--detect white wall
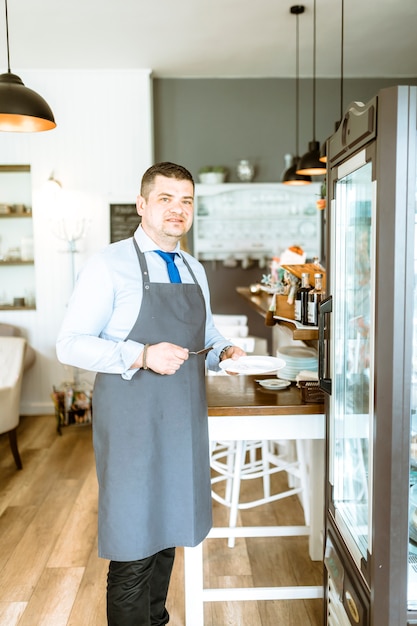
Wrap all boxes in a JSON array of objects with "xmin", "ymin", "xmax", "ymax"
[{"xmin": 0, "ymin": 69, "xmax": 154, "ymax": 414}]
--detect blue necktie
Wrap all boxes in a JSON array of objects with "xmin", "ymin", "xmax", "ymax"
[{"xmin": 154, "ymin": 250, "xmax": 182, "ymax": 283}]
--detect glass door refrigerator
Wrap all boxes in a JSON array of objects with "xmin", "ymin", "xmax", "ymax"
[{"xmin": 319, "ymin": 85, "xmax": 417, "ymax": 625}]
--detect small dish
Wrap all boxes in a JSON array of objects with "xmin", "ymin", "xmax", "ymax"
[{"xmin": 256, "ymin": 379, "xmax": 291, "ymax": 390}]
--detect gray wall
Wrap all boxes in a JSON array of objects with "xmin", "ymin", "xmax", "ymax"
[
  {"xmin": 153, "ymin": 77, "xmax": 417, "ymax": 182},
  {"xmin": 153, "ymin": 77, "xmax": 417, "ymax": 349}
]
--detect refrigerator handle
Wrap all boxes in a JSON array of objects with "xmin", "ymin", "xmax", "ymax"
[{"xmin": 319, "ymin": 295, "xmax": 332, "ymax": 395}]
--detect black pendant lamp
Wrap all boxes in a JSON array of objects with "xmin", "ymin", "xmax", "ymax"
[
  {"xmin": 282, "ymin": 5, "xmax": 311, "ymax": 186},
  {"xmin": 0, "ymin": 0, "xmax": 56, "ymax": 132},
  {"xmin": 296, "ymin": 0, "xmax": 326, "ymax": 176},
  {"xmin": 320, "ymin": 0, "xmax": 344, "ymax": 163}
]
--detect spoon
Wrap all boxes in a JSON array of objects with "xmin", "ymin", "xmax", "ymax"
[{"xmin": 189, "ymin": 346, "xmax": 214, "ymax": 356}]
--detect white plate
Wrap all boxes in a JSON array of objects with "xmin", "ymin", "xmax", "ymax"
[
  {"xmin": 277, "ymin": 346, "xmax": 317, "ymax": 359},
  {"xmin": 277, "ymin": 369, "xmax": 317, "ymax": 382},
  {"xmin": 219, "ymin": 356, "xmax": 286, "ymax": 375},
  {"xmin": 257, "ymin": 379, "xmax": 291, "ymax": 390},
  {"xmin": 277, "ymin": 372, "xmax": 299, "ymax": 382}
]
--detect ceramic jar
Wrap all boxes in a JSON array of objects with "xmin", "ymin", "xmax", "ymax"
[{"xmin": 236, "ymin": 159, "xmax": 255, "ymax": 182}]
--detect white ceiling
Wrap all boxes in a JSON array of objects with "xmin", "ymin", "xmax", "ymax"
[{"xmin": 3, "ymin": 0, "xmax": 417, "ymax": 79}]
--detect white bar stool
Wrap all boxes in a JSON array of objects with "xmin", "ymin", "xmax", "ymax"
[{"xmin": 210, "ymin": 438, "xmax": 310, "ymax": 547}]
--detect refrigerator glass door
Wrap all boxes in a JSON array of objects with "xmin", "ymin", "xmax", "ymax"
[
  {"xmin": 330, "ymin": 151, "xmax": 375, "ymax": 570},
  {"xmin": 408, "ymin": 194, "xmax": 417, "ymax": 610}
]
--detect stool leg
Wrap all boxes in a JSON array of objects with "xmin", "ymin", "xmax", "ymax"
[
  {"xmin": 228, "ymin": 440, "xmax": 245, "ymax": 548},
  {"xmin": 284, "ymin": 441, "xmax": 297, "ymax": 487},
  {"xmin": 248, "ymin": 442, "xmax": 257, "ymax": 465},
  {"xmin": 184, "ymin": 545, "xmax": 204, "ymax": 626},
  {"xmin": 296, "ymin": 439, "xmax": 310, "ymax": 525},
  {"xmin": 224, "ymin": 442, "xmax": 236, "ymax": 504},
  {"xmin": 261, "ymin": 440, "xmax": 271, "ymax": 499}
]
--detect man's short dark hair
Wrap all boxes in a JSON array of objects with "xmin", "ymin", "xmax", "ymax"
[{"xmin": 141, "ymin": 162, "xmax": 194, "ymax": 199}]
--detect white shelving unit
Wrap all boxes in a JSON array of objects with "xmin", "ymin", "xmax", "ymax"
[
  {"xmin": 0, "ymin": 165, "xmax": 35, "ymax": 310},
  {"xmin": 193, "ymin": 182, "xmax": 322, "ymax": 266}
]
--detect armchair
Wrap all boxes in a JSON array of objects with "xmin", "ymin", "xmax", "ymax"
[
  {"xmin": 0, "ymin": 336, "xmax": 26, "ymax": 469},
  {"xmin": 0, "ymin": 323, "xmax": 36, "ymax": 371}
]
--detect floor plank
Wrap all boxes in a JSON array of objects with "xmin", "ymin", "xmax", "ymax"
[
  {"xmin": 0, "ymin": 602, "xmax": 27, "ymax": 626},
  {"xmin": 66, "ymin": 538, "xmax": 108, "ymax": 626},
  {"xmin": 18, "ymin": 567, "xmax": 85, "ymax": 626},
  {"xmin": 47, "ymin": 465, "xmax": 99, "ymax": 568}
]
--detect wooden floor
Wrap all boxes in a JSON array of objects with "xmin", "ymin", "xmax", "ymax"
[{"xmin": 0, "ymin": 415, "xmax": 323, "ymax": 626}]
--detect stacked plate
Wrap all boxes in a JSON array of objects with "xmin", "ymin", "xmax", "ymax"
[
  {"xmin": 219, "ymin": 355, "xmax": 286, "ymax": 375},
  {"xmin": 276, "ymin": 346, "xmax": 318, "ymax": 381}
]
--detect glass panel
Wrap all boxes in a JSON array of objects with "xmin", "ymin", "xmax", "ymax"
[
  {"xmin": 408, "ymin": 175, "xmax": 417, "ymax": 610},
  {"xmin": 331, "ymin": 160, "xmax": 373, "ymax": 564}
]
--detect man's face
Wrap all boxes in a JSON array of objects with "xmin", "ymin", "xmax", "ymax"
[{"xmin": 136, "ymin": 175, "xmax": 194, "ymax": 250}]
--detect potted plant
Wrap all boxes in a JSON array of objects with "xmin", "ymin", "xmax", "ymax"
[{"xmin": 198, "ymin": 166, "xmax": 228, "ymax": 184}]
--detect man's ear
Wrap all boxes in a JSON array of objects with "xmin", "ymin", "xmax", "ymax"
[{"xmin": 136, "ymin": 195, "xmax": 145, "ymax": 216}]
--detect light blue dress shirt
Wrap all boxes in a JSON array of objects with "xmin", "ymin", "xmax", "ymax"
[{"xmin": 56, "ymin": 226, "xmax": 231, "ymax": 379}]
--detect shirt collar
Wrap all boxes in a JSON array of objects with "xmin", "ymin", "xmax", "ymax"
[{"xmin": 134, "ymin": 225, "xmax": 181, "ymax": 254}]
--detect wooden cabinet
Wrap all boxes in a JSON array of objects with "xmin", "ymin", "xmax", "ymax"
[{"xmin": 0, "ymin": 165, "xmax": 35, "ymax": 310}]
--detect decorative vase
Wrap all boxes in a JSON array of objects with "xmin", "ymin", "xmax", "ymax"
[{"xmin": 236, "ymin": 159, "xmax": 255, "ymax": 182}]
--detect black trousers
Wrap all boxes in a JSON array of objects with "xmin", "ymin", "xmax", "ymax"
[{"xmin": 107, "ymin": 547, "xmax": 175, "ymax": 626}]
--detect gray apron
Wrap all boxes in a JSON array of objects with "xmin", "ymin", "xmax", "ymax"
[{"xmin": 92, "ymin": 239, "xmax": 212, "ymax": 561}]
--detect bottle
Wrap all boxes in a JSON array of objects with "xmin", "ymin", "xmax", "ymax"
[
  {"xmin": 265, "ymin": 292, "xmax": 277, "ymax": 327},
  {"xmin": 294, "ymin": 272, "xmax": 311, "ymax": 325},
  {"xmin": 307, "ymin": 273, "xmax": 325, "ymax": 326}
]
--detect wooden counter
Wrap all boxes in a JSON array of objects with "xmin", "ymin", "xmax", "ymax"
[
  {"xmin": 236, "ymin": 286, "xmax": 319, "ymax": 340},
  {"xmin": 206, "ymin": 372, "xmax": 323, "ymax": 416}
]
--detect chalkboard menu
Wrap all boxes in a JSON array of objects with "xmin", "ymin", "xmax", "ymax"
[{"xmin": 110, "ymin": 204, "xmax": 141, "ymax": 243}]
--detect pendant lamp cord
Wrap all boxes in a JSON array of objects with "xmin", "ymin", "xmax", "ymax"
[
  {"xmin": 295, "ymin": 10, "xmax": 300, "ymax": 156},
  {"xmin": 4, "ymin": 0, "xmax": 10, "ymax": 73},
  {"xmin": 340, "ymin": 0, "xmax": 344, "ymax": 122},
  {"xmin": 312, "ymin": 0, "xmax": 317, "ymax": 142}
]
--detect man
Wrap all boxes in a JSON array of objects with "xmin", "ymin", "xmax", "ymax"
[{"xmin": 56, "ymin": 162, "xmax": 245, "ymax": 626}]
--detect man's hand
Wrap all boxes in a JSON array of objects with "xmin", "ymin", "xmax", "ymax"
[
  {"xmin": 220, "ymin": 346, "xmax": 246, "ymax": 375},
  {"xmin": 132, "ymin": 342, "xmax": 189, "ymax": 375},
  {"xmin": 220, "ymin": 346, "xmax": 246, "ymax": 362}
]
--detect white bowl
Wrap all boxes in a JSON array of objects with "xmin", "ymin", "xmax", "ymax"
[{"xmin": 198, "ymin": 172, "xmax": 226, "ymax": 184}]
